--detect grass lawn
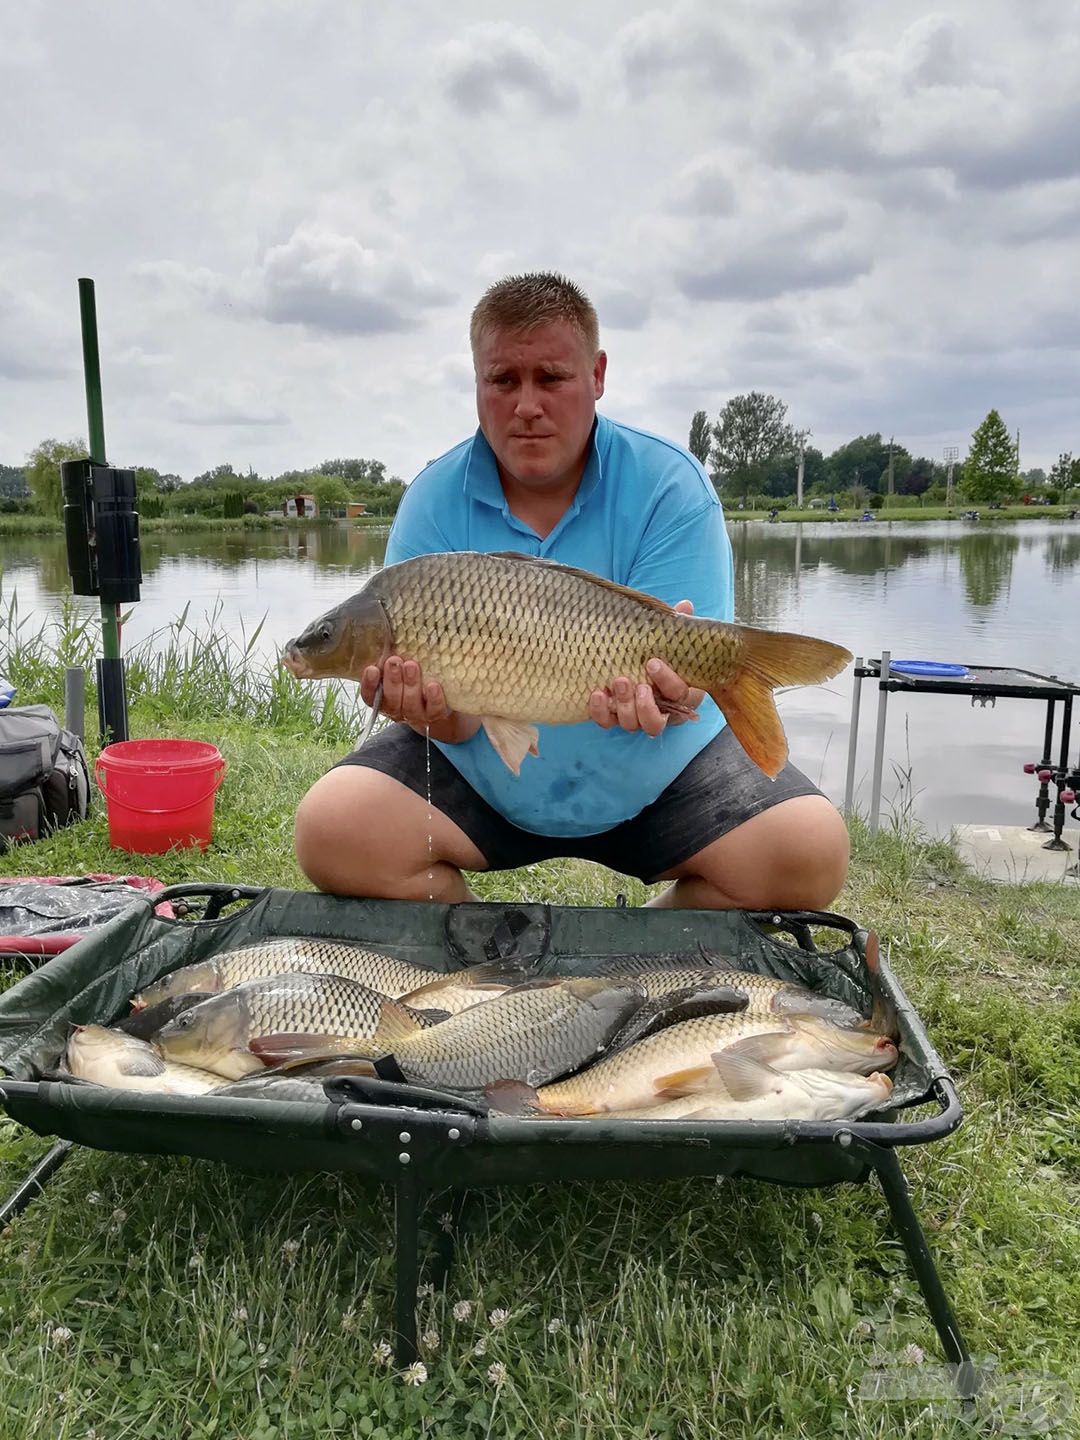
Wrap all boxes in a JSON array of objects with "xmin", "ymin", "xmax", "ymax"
[{"xmin": 0, "ymin": 646, "xmax": 1078, "ymax": 1436}]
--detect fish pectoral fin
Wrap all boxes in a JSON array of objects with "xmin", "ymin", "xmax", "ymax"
[
  {"xmin": 248, "ymin": 1033, "xmax": 378, "ymax": 1066},
  {"xmin": 653, "ymin": 1064, "xmax": 718, "ymax": 1097},
  {"xmin": 481, "ymin": 716, "xmax": 540, "ymax": 774},
  {"xmin": 118, "ymin": 1051, "xmax": 168, "ymax": 1078},
  {"xmin": 709, "ymin": 1035, "xmax": 797, "ymax": 1100}
]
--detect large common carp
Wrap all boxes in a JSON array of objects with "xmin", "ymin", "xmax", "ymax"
[
  {"xmin": 281, "ymin": 550, "xmax": 852, "ymax": 777},
  {"xmin": 261, "ymin": 978, "xmax": 647, "ymax": 1093},
  {"xmin": 133, "ymin": 937, "xmax": 453, "ymax": 1011},
  {"xmin": 154, "ymin": 973, "xmax": 424, "ymax": 1080},
  {"xmin": 515, "ymin": 1012, "xmax": 898, "ymax": 1116}
]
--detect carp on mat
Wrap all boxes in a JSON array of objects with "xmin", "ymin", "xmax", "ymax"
[
  {"xmin": 281, "ymin": 550, "xmax": 852, "ymax": 778},
  {"xmin": 53, "ymin": 931, "xmax": 901, "ymax": 1126}
]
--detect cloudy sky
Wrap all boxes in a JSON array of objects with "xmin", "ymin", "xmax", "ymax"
[{"xmin": 3, "ymin": 0, "xmax": 1079, "ymax": 482}]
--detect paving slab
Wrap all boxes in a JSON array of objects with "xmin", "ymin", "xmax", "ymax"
[{"xmin": 953, "ymin": 823, "xmax": 1080, "ymax": 886}]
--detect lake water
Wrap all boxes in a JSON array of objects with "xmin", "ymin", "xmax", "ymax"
[{"xmin": 3, "ymin": 519, "xmax": 1079, "ymax": 836}]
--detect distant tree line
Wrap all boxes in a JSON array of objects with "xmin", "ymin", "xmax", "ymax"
[
  {"xmin": 689, "ymin": 396, "xmax": 1080, "ymax": 508},
  {"xmin": 8, "ymin": 444, "xmax": 407, "ymax": 521}
]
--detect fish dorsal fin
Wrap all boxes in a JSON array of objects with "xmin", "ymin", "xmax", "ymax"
[
  {"xmin": 481, "ymin": 716, "xmax": 540, "ymax": 774},
  {"xmin": 487, "ymin": 552, "xmax": 677, "ymax": 617},
  {"xmin": 373, "ymin": 997, "xmax": 423, "ymax": 1047}
]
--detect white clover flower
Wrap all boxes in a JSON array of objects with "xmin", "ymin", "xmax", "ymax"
[
  {"xmin": 487, "ymin": 1361, "xmax": 507, "ymax": 1385},
  {"xmin": 86, "ymin": 1192, "xmax": 101, "ymax": 1206},
  {"xmin": 49, "ymin": 1326, "xmax": 74, "ymax": 1346},
  {"xmin": 281, "ymin": 1238, "xmax": 301, "ymax": 1265},
  {"xmin": 422, "ymin": 1327, "xmax": 440, "ymax": 1352},
  {"xmin": 256, "ymin": 1342, "xmax": 267, "ymax": 1355},
  {"xmin": 233, "ymin": 1307, "xmax": 249, "ymax": 1324},
  {"xmin": 341, "ymin": 1307, "xmax": 357, "ymax": 1333},
  {"xmin": 473, "ymin": 1337, "xmax": 488, "ymax": 1357},
  {"xmin": 902, "ymin": 1343, "xmax": 926, "ymax": 1366},
  {"xmin": 810, "ymin": 1211, "xmax": 823, "ymax": 1229},
  {"xmin": 417, "ymin": 1283, "xmax": 434, "ymax": 1299},
  {"xmin": 110, "ymin": 1208, "xmax": 127, "ymax": 1227},
  {"xmin": 372, "ymin": 1340, "xmax": 393, "ymax": 1367},
  {"xmin": 488, "ymin": 1308, "xmax": 509, "ymax": 1329},
  {"xmin": 453, "ymin": 1300, "xmax": 474, "ymax": 1322},
  {"xmin": 187, "ymin": 1254, "xmax": 203, "ymax": 1272},
  {"xmin": 546, "ymin": 1318, "xmax": 563, "ymax": 1335},
  {"xmin": 439, "ymin": 1212, "xmax": 454, "ymax": 1233},
  {"xmin": 402, "ymin": 1361, "xmax": 428, "ymax": 1386}
]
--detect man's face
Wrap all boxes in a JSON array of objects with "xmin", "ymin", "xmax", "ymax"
[{"xmin": 474, "ymin": 320, "xmax": 607, "ymax": 495}]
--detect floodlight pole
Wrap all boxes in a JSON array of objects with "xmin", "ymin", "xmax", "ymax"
[
  {"xmin": 943, "ymin": 445, "xmax": 959, "ymax": 509},
  {"xmin": 795, "ymin": 429, "xmax": 810, "ymax": 509},
  {"xmin": 78, "ymin": 279, "xmax": 120, "ymax": 664}
]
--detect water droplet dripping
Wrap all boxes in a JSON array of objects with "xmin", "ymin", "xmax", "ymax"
[{"xmin": 425, "ymin": 724, "xmax": 434, "ymax": 903}]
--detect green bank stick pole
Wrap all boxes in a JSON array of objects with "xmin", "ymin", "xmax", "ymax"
[{"xmin": 78, "ymin": 278, "xmax": 120, "ymax": 663}]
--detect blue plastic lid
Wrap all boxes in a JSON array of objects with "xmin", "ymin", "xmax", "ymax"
[
  {"xmin": 889, "ymin": 660, "xmax": 969, "ymax": 678},
  {"xmin": 0, "ymin": 677, "xmax": 15, "ymax": 709}
]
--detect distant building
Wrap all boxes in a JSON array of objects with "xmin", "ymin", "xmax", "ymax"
[
  {"xmin": 283, "ymin": 493, "xmax": 318, "ymax": 518},
  {"xmin": 345, "ymin": 502, "xmax": 368, "ymax": 519}
]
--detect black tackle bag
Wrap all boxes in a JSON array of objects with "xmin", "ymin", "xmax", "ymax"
[{"xmin": 0, "ymin": 705, "xmax": 91, "ymax": 849}]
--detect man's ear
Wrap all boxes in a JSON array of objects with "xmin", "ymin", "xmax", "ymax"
[{"xmin": 593, "ymin": 350, "xmax": 607, "ymax": 400}]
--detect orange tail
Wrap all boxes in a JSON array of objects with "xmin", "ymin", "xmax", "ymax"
[{"xmin": 709, "ymin": 628, "xmax": 851, "ymax": 778}]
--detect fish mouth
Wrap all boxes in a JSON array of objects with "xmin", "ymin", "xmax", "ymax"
[{"xmin": 280, "ymin": 645, "xmax": 313, "ymax": 678}]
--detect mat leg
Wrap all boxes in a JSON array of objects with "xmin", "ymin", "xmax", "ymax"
[
  {"xmin": 428, "ymin": 1188, "xmax": 471, "ymax": 1292},
  {"xmin": 393, "ymin": 1170, "xmax": 422, "ymax": 1368},
  {"xmin": 0, "ymin": 1140, "xmax": 73, "ymax": 1229},
  {"xmin": 873, "ymin": 1149, "xmax": 977, "ymax": 1396}
]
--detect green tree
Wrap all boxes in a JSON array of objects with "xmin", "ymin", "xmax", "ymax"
[
  {"xmin": 710, "ymin": 393, "xmax": 793, "ymax": 506},
  {"xmin": 687, "ymin": 411, "xmax": 711, "ymax": 466},
  {"xmin": 961, "ymin": 410, "xmax": 1017, "ymax": 504},
  {"xmin": 825, "ymin": 434, "xmax": 900, "ymax": 493},
  {"xmin": 26, "ymin": 438, "xmax": 88, "ymax": 518},
  {"xmin": 318, "ymin": 458, "xmax": 388, "ymax": 491},
  {"xmin": 312, "ymin": 474, "xmax": 350, "ymax": 512},
  {"xmin": 900, "ymin": 457, "xmax": 938, "ymax": 497},
  {"xmin": 1048, "ymin": 453, "xmax": 1075, "ymax": 490},
  {"xmin": 760, "ymin": 445, "xmax": 826, "ymax": 498},
  {"xmin": 0, "ymin": 463, "xmax": 29, "ymax": 498}
]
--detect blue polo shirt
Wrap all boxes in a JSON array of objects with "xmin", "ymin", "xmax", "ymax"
[{"xmin": 385, "ymin": 414, "xmax": 733, "ymax": 836}]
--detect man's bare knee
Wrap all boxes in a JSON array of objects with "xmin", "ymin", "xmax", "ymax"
[{"xmin": 293, "ymin": 767, "xmax": 485, "ymax": 899}]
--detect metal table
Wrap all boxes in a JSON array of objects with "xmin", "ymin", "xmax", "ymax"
[{"xmin": 844, "ymin": 654, "xmax": 1080, "ymax": 849}]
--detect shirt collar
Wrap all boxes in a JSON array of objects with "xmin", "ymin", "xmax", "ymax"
[{"xmin": 464, "ymin": 417, "xmax": 606, "ymax": 517}]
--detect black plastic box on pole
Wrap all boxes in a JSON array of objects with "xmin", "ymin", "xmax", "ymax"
[{"xmin": 60, "ymin": 279, "xmax": 141, "ymax": 744}]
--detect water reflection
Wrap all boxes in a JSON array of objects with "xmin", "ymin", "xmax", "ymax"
[
  {"xmin": 955, "ymin": 531, "xmax": 1019, "ymax": 608},
  {"xmin": 3, "ymin": 518, "xmax": 1079, "ymax": 836}
]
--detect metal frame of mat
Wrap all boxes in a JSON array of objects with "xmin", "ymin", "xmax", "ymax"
[{"xmin": 0, "ymin": 884, "xmax": 974, "ymax": 1389}]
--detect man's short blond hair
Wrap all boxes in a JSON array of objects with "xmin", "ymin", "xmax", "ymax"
[{"xmin": 470, "ymin": 272, "xmax": 600, "ymax": 358}]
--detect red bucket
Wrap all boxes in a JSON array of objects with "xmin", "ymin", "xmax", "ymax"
[{"xmin": 95, "ymin": 740, "xmax": 226, "ymax": 854}]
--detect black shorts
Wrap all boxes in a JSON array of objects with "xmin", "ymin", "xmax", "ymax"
[{"xmin": 332, "ymin": 724, "xmax": 824, "ymax": 884}]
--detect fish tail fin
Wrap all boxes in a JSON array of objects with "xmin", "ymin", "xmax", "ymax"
[
  {"xmin": 864, "ymin": 929, "xmax": 900, "ymax": 1041},
  {"xmin": 709, "ymin": 628, "xmax": 851, "ymax": 778}
]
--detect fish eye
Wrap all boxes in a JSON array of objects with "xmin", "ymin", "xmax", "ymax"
[
  {"xmin": 319, "ymin": 622, "xmax": 333, "ymax": 642},
  {"xmin": 175, "ymin": 1012, "xmax": 195, "ymax": 1030}
]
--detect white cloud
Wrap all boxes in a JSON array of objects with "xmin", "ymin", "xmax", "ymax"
[{"xmin": 0, "ymin": 0, "xmax": 1078, "ymax": 478}]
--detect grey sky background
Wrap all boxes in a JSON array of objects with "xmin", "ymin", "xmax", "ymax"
[{"xmin": 3, "ymin": 0, "xmax": 1079, "ymax": 482}]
